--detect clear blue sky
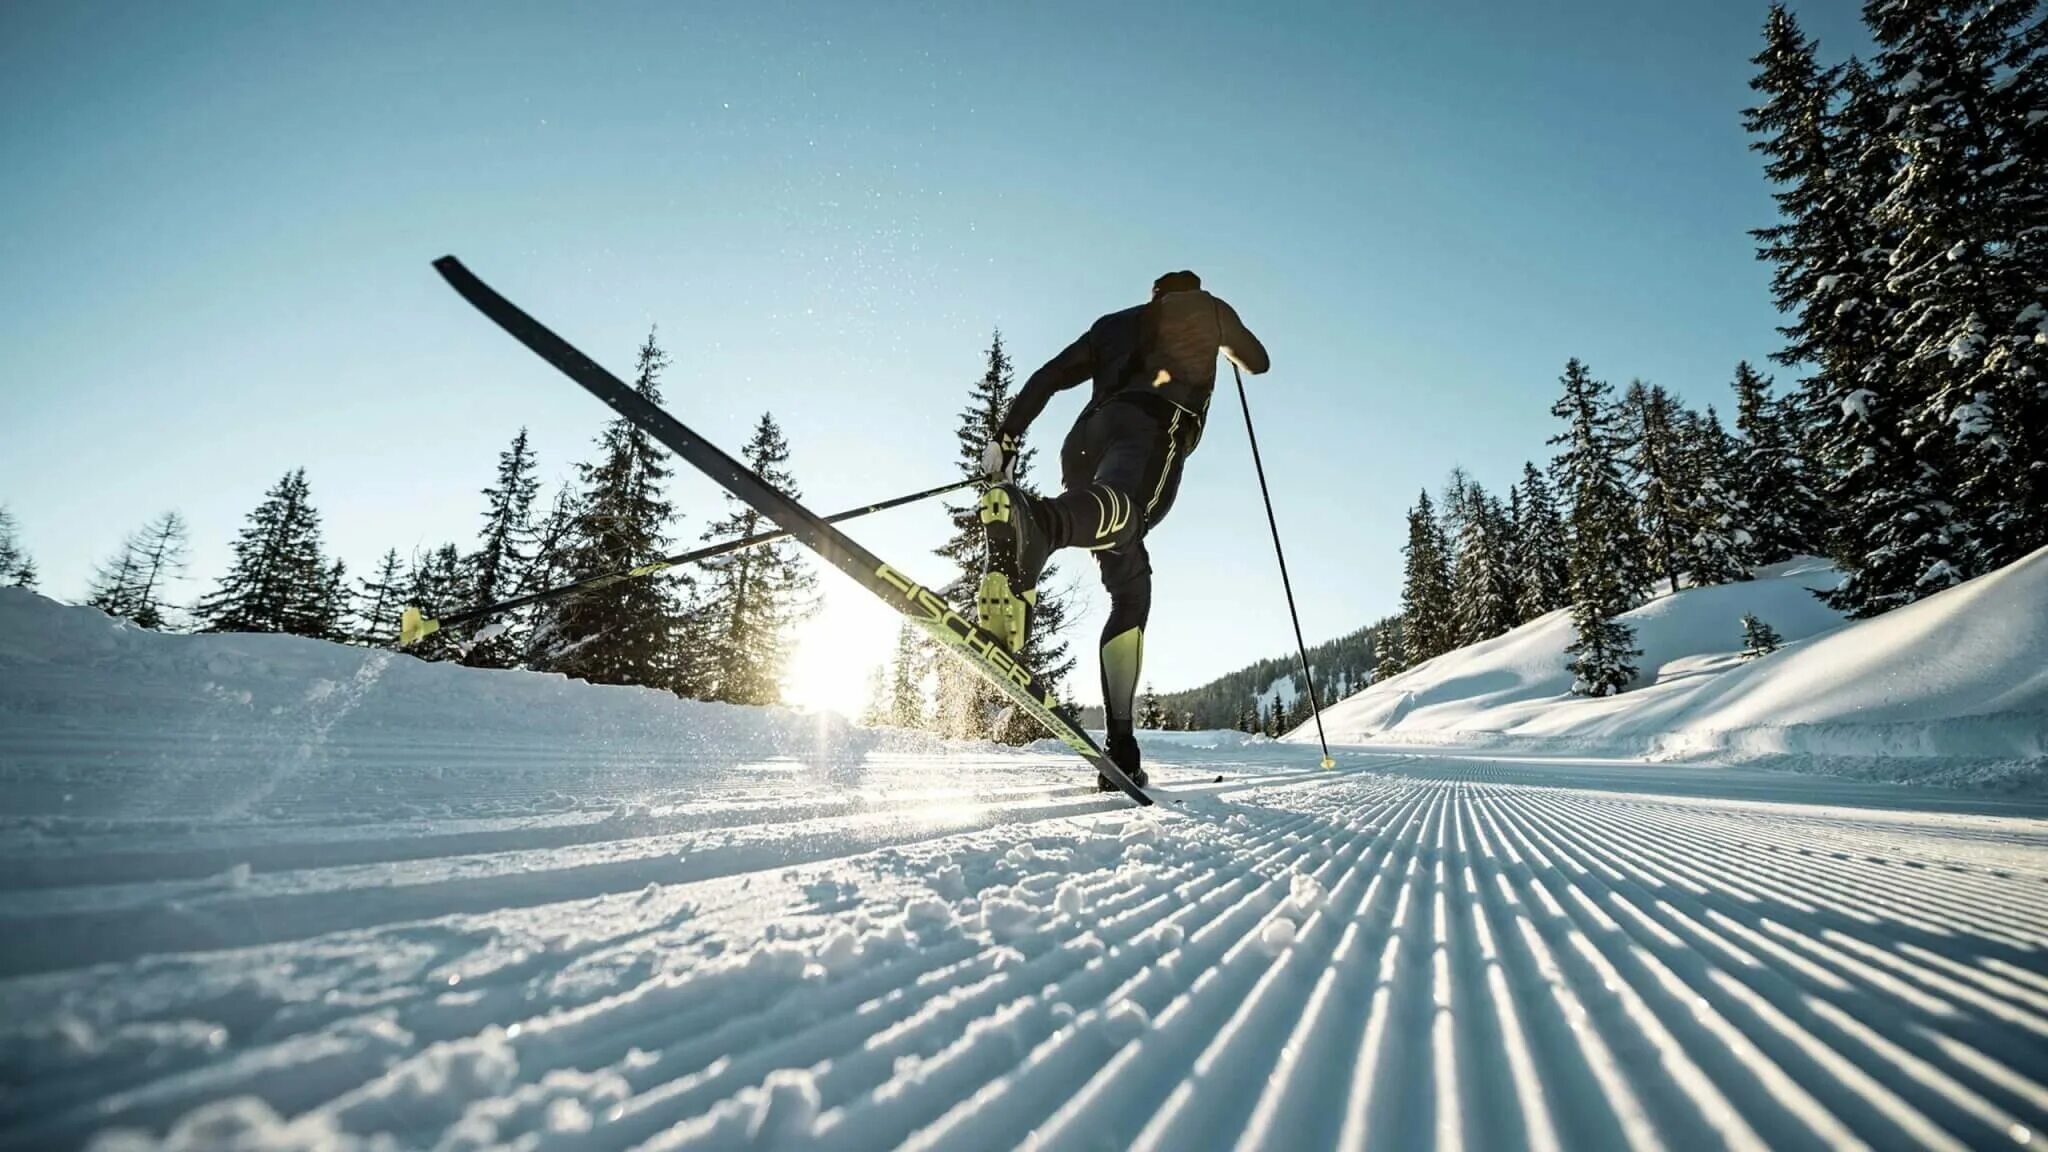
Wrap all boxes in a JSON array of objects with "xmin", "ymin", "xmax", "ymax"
[{"xmin": 0, "ymin": 0, "xmax": 1870, "ymax": 711}]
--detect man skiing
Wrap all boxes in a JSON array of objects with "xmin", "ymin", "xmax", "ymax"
[{"xmin": 977, "ymin": 270, "xmax": 1269, "ymax": 790}]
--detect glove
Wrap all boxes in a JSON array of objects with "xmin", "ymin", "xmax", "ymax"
[{"xmin": 981, "ymin": 433, "xmax": 1018, "ymax": 481}]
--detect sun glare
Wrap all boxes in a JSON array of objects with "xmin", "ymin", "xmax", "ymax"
[{"xmin": 783, "ymin": 576, "xmax": 904, "ymax": 718}]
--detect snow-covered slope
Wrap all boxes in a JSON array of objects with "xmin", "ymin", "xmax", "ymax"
[
  {"xmin": 0, "ymin": 588, "xmax": 944, "ymax": 823},
  {"xmin": 4, "ymin": 587, "xmax": 2046, "ymax": 1149},
  {"xmin": 1300, "ymin": 550, "xmax": 2048, "ymax": 782}
]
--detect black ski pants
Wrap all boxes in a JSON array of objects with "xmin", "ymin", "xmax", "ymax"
[{"xmin": 1049, "ymin": 394, "xmax": 1198, "ymax": 739}]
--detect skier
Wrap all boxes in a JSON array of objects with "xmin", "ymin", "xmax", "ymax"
[{"xmin": 977, "ymin": 270, "xmax": 1269, "ymax": 790}]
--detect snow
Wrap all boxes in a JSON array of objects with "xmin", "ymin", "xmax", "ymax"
[
  {"xmin": 1300, "ymin": 551, "xmax": 2048, "ymax": 782},
  {"xmin": 3, "ymin": 584, "xmax": 2046, "ymax": 1149}
]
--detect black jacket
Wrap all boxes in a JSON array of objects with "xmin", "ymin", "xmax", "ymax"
[{"xmin": 999, "ymin": 289, "xmax": 1269, "ymax": 442}]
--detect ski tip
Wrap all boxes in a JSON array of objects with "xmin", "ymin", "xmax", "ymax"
[
  {"xmin": 1320, "ymin": 756, "xmax": 1336, "ymax": 770},
  {"xmin": 398, "ymin": 607, "xmax": 438, "ymax": 647}
]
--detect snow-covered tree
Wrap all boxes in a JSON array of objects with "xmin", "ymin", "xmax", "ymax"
[
  {"xmin": 197, "ymin": 469, "xmax": 334, "ymax": 636},
  {"xmin": 1551, "ymin": 359, "xmax": 1643, "ymax": 695},
  {"xmin": 883, "ymin": 621, "xmax": 928, "ymax": 729},
  {"xmin": 1731, "ymin": 361, "xmax": 1820, "ymax": 562},
  {"xmin": 1450, "ymin": 487, "xmax": 1516, "ymax": 645},
  {"xmin": 354, "ymin": 549, "xmax": 408, "ymax": 648},
  {"xmin": 1621, "ymin": 380, "xmax": 1688, "ymax": 596},
  {"xmin": 0, "ymin": 505, "xmax": 34, "ymax": 590},
  {"xmin": 1138, "ymin": 684, "xmax": 1166, "ymax": 730},
  {"xmin": 933, "ymin": 331, "xmax": 1074, "ymax": 739},
  {"xmin": 538, "ymin": 330, "xmax": 691, "ymax": 690},
  {"xmin": 1864, "ymin": 0, "xmax": 2046, "ymax": 572},
  {"xmin": 696, "ymin": 412, "xmax": 818, "ymax": 707},
  {"xmin": 1512, "ymin": 462, "xmax": 1570, "ymax": 622},
  {"xmin": 1679, "ymin": 407, "xmax": 1758, "ymax": 587},
  {"xmin": 1399, "ymin": 489, "xmax": 1456, "ymax": 666},
  {"xmin": 464, "ymin": 428, "xmax": 541, "ymax": 669},
  {"xmin": 1740, "ymin": 612, "xmax": 1785, "ymax": 660}
]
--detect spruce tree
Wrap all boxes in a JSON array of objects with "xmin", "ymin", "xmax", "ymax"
[
  {"xmin": 1621, "ymin": 380, "xmax": 1687, "ymax": 595},
  {"xmin": 316, "ymin": 558, "xmax": 351, "ymax": 642},
  {"xmin": 197, "ymin": 469, "xmax": 334, "ymax": 636},
  {"xmin": 1138, "ymin": 684, "xmax": 1166, "ymax": 730},
  {"xmin": 1451, "ymin": 488, "xmax": 1516, "ymax": 645},
  {"xmin": 1398, "ymin": 490, "xmax": 1456, "ymax": 666},
  {"xmin": 1513, "ymin": 462, "xmax": 1570, "ymax": 622},
  {"xmin": 1678, "ymin": 407, "xmax": 1758, "ymax": 587},
  {"xmin": 86, "ymin": 537, "xmax": 141, "ymax": 621},
  {"xmin": 1551, "ymin": 359, "xmax": 1643, "ymax": 695},
  {"xmin": 1865, "ymin": 0, "xmax": 2046, "ymax": 571},
  {"xmin": 932, "ymin": 331, "xmax": 1074, "ymax": 739},
  {"xmin": 355, "ymin": 549, "xmax": 408, "ymax": 647},
  {"xmin": 1731, "ymin": 361, "xmax": 1820, "ymax": 562},
  {"xmin": 696, "ymin": 412, "xmax": 818, "ymax": 706},
  {"xmin": 885, "ymin": 620, "xmax": 928, "ymax": 728},
  {"xmin": 0, "ymin": 506, "xmax": 39, "ymax": 590},
  {"xmin": 1741, "ymin": 612, "xmax": 1785, "ymax": 660},
  {"xmin": 465, "ymin": 428, "xmax": 541, "ymax": 668},
  {"xmin": 539, "ymin": 331, "xmax": 689, "ymax": 689}
]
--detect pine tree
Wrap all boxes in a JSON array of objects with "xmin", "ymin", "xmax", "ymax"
[
  {"xmin": 197, "ymin": 470, "xmax": 334, "ymax": 636},
  {"xmin": 465, "ymin": 428, "xmax": 541, "ymax": 669},
  {"xmin": 1679, "ymin": 407, "xmax": 1758, "ymax": 586},
  {"xmin": 1238, "ymin": 703, "xmax": 1259, "ymax": 733},
  {"xmin": 1621, "ymin": 380, "xmax": 1689, "ymax": 596},
  {"xmin": 355, "ymin": 549, "xmax": 408, "ymax": 647},
  {"xmin": 0, "ymin": 505, "xmax": 38, "ymax": 589},
  {"xmin": 1551, "ymin": 359, "xmax": 1643, "ymax": 695},
  {"xmin": 1451, "ymin": 487, "xmax": 1517, "ymax": 645},
  {"xmin": 1731, "ymin": 361, "xmax": 1821, "ymax": 562},
  {"xmin": 1138, "ymin": 684, "xmax": 1166, "ymax": 730},
  {"xmin": 1865, "ymin": 0, "xmax": 2046, "ymax": 572},
  {"xmin": 86, "ymin": 536, "xmax": 141, "ymax": 621},
  {"xmin": 932, "ymin": 331, "xmax": 1074, "ymax": 739},
  {"xmin": 540, "ymin": 331, "xmax": 690, "ymax": 689},
  {"xmin": 1741, "ymin": 612, "xmax": 1785, "ymax": 660},
  {"xmin": 1398, "ymin": 490, "xmax": 1456, "ymax": 666},
  {"xmin": 694, "ymin": 413, "xmax": 818, "ymax": 706},
  {"xmin": 1269, "ymin": 694, "xmax": 1290, "ymax": 737},
  {"xmin": 1512, "ymin": 462, "xmax": 1570, "ymax": 622},
  {"xmin": 885, "ymin": 621, "xmax": 929, "ymax": 728}
]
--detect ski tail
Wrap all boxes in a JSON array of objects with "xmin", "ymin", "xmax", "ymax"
[{"xmin": 431, "ymin": 256, "xmax": 1151, "ymax": 805}]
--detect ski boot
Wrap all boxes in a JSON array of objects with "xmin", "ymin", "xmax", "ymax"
[
  {"xmin": 977, "ymin": 482, "xmax": 1051, "ymax": 655},
  {"xmin": 1099, "ymin": 731, "xmax": 1148, "ymax": 792}
]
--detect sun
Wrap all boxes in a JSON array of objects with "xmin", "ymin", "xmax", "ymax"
[{"xmin": 781, "ymin": 571, "xmax": 906, "ymax": 718}]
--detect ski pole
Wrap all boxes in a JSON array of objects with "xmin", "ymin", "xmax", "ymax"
[
  {"xmin": 1231, "ymin": 360, "xmax": 1335, "ymax": 768},
  {"xmin": 400, "ymin": 476, "xmax": 976, "ymax": 646}
]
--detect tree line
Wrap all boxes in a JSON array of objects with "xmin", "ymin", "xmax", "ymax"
[
  {"xmin": 5, "ymin": 330, "xmax": 821, "ymax": 709},
  {"xmin": 1388, "ymin": 1, "xmax": 2044, "ymax": 699}
]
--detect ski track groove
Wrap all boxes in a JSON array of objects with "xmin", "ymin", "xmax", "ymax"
[{"xmin": 5, "ymin": 756, "xmax": 2045, "ymax": 1151}]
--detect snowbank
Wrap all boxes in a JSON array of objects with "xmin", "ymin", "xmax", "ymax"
[
  {"xmin": 0, "ymin": 589, "xmax": 946, "ymax": 821},
  {"xmin": 1297, "ymin": 551, "xmax": 2048, "ymax": 784}
]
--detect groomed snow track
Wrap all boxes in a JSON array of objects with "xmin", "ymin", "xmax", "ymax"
[{"xmin": 3, "ymin": 751, "xmax": 2044, "ymax": 1150}]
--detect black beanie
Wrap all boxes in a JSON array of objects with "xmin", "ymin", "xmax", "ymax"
[{"xmin": 1152, "ymin": 270, "xmax": 1201, "ymax": 295}]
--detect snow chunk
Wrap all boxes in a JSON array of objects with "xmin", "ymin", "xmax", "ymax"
[
  {"xmin": 746, "ymin": 1069, "xmax": 821, "ymax": 1143},
  {"xmin": 904, "ymin": 895, "xmax": 955, "ymax": 933},
  {"xmin": 1951, "ymin": 395, "xmax": 1994, "ymax": 440},
  {"xmin": 2028, "ymin": 110, "xmax": 2046, "ymax": 127},
  {"xmin": 213, "ymin": 862, "xmax": 251, "ymax": 889},
  {"xmin": 815, "ymin": 928, "xmax": 861, "ymax": 974},
  {"xmin": 980, "ymin": 889, "xmax": 1040, "ymax": 941},
  {"xmin": 1054, "ymin": 880, "xmax": 1085, "ymax": 917},
  {"xmin": 1947, "ymin": 240, "xmax": 1970, "ymax": 262},
  {"xmin": 1105, "ymin": 998, "xmax": 1151, "ymax": 1042},
  {"xmin": 1842, "ymin": 389, "xmax": 1877, "ymax": 423},
  {"xmin": 1287, "ymin": 871, "xmax": 1328, "ymax": 917},
  {"xmin": 1259, "ymin": 916, "xmax": 1298, "ymax": 955},
  {"xmin": 1152, "ymin": 922, "xmax": 1186, "ymax": 954},
  {"xmin": 1814, "ymin": 273, "xmax": 1842, "ymax": 293}
]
